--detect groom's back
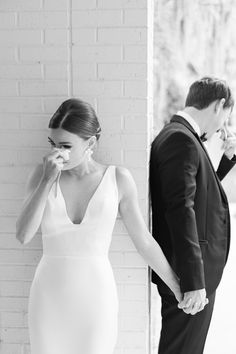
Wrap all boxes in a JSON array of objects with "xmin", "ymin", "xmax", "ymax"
[
  {"xmin": 149, "ymin": 116, "xmax": 230, "ymax": 296},
  {"xmin": 148, "ymin": 121, "xmax": 192, "ymax": 291}
]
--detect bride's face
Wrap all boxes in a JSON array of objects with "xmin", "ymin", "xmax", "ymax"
[{"xmin": 48, "ymin": 128, "xmax": 93, "ymax": 170}]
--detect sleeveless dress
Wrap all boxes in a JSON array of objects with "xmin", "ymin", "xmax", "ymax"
[{"xmin": 28, "ymin": 165, "xmax": 119, "ymax": 354}]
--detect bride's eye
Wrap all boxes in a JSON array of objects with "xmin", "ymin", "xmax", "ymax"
[{"xmin": 62, "ymin": 145, "xmax": 72, "ymax": 149}]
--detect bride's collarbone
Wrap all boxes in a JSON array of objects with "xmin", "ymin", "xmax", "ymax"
[
  {"xmin": 60, "ymin": 168, "xmax": 107, "ymax": 204},
  {"xmin": 60, "ymin": 176, "xmax": 99, "ymax": 201}
]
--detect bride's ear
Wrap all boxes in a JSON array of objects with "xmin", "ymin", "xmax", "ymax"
[{"xmin": 88, "ymin": 136, "xmax": 97, "ymax": 150}]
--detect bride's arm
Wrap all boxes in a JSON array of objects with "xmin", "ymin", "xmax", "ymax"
[
  {"xmin": 16, "ymin": 149, "xmax": 66, "ymax": 244},
  {"xmin": 15, "ymin": 164, "xmax": 53, "ymax": 245},
  {"xmin": 116, "ymin": 166, "xmax": 182, "ymax": 302}
]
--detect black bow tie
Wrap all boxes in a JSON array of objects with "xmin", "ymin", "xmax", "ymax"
[{"xmin": 200, "ymin": 133, "xmax": 207, "ymax": 142}]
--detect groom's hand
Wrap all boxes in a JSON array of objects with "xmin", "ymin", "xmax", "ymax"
[
  {"xmin": 177, "ymin": 288, "xmax": 209, "ymax": 315},
  {"xmin": 220, "ymin": 124, "xmax": 236, "ymax": 160}
]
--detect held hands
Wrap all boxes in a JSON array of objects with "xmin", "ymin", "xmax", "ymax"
[{"xmin": 177, "ymin": 288, "xmax": 209, "ymax": 315}]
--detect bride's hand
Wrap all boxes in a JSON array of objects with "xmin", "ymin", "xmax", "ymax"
[
  {"xmin": 173, "ymin": 288, "xmax": 183, "ymax": 303},
  {"xmin": 42, "ymin": 149, "xmax": 66, "ymax": 183}
]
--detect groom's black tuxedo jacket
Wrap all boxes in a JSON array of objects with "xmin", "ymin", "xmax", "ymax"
[{"xmin": 149, "ymin": 115, "xmax": 236, "ymax": 296}]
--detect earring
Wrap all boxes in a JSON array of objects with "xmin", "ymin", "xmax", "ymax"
[{"xmin": 86, "ymin": 148, "xmax": 93, "ymax": 162}]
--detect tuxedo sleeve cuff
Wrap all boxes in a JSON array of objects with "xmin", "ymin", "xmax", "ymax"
[
  {"xmin": 217, "ymin": 153, "xmax": 236, "ymax": 180},
  {"xmin": 179, "ymin": 261, "xmax": 205, "ymax": 293},
  {"xmin": 231, "ymin": 154, "xmax": 236, "ymax": 162}
]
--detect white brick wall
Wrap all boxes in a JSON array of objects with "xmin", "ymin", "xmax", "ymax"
[{"xmin": 0, "ymin": 1, "xmax": 153, "ymax": 353}]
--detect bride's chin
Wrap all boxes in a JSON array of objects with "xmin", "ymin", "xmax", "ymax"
[{"xmin": 62, "ymin": 161, "xmax": 81, "ymax": 170}]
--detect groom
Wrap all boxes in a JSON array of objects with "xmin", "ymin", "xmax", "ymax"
[{"xmin": 149, "ymin": 77, "xmax": 236, "ymax": 353}]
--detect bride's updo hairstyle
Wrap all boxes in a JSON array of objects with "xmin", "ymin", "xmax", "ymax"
[{"xmin": 48, "ymin": 98, "xmax": 101, "ymax": 141}]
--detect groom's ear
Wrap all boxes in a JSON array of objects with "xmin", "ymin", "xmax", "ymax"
[
  {"xmin": 213, "ymin": 100, "xmax": 220, "ymax": 113},
  {"xmin": 214, "ymin": 98, "xmax": 225, "ymax": 113}
]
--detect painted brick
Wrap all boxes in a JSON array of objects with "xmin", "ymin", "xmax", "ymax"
[
  {"xmin": 0, "ymin": 0, "xmax": 42, "ymax": 11},
  {"xmin": 97, "ymin": 0, "xmax": 146, "ymax": 9},
  {"xmin": 0, "ymin": 30, "xmax": 42, "ymax": 46},
  {"xmin": 19, "ymin": 115, "xmax": 50, "ymax": 130},
  {"xmin": 124, "ymin": 45, "xmax": 147, "ymax": 62},
  {"xmin": 0, "ymin": 234, "xmax": 42, "ymax": 249},
  {"xmin": 19, "ymin": 12, "xmax": 68, "ymax": 28},
  {"xmin": 72, "ymin": 46, "xmax": 123, "ymax": 63},
  {"xmin": 73, "ymin": 80, "xmax": 123, "ymax": 97},
  {"xmin": 72, "ymin": 10, "xmax": 123, "ymax": 27},
  {"xmin": 0, "ymin": 184, "xmax": 25, "ymax": 200},
  {"xmin": 124, "ymin": 115, "xmax": 147, "ymax": 131},
  {"xmin": 0, "ymin": 48, "xmax": 16, "ymax": 63},
  {"xmin": 124, "ymin": 9, "xmax": 148, "ymax": 26},
  {"xmin": 73, "ymin": 63, "xmax": 97, "ymax": 80},
  {"xmin": 72, "ymin": 0, "xmax": 97, "ymax": 9},
  {"xmin": 20, "ymin": 47, "xmax": 68, "ymax": 62},
  {"xmin": 0, "ymin": 131, "xmax": 47, "ymax": 148},
  {"xmin": 19, "ymin": 80, "xmax": 68, "ymax": 96},
  {"xmin": 72, "ymin": 29, "xmax": 97, "ymax": 44},
  {"xmin": 0, "ymin": 13, "xmax": 16, "ymax": 28},
  {"xmin": 44, "ymin": 63, "xmax": 68, "ymax": 79},
  {"xmin": 0, "ymin": 64, "xmax": 42, "ymax": 79},
  {"xmin": 98, "ymin": 63, "xmax": 147, "ymax": 80},
  {"xmin": 0, "ymin": 200, "xmax": 23, "ymax": 215},
  {"xmin": 97, "ymin": 98, "xmax": 147, "ymax": 115},
  {"xmin": 44, "ymin": 29, "xmax": 68, "ymax": 45},
  {"xmin": 124, "ymin": 80, "xmax": 147, "ymax": 97},
  {"xmin": 0, "ymin": 81, "xmax": 17, "ymax": 97},
  {"xmin": 43, "ymin": 0, "xmax": 69, "ymax": 11},
  {"xmin": 98, "ymin": 28, "xmax": 147, "ymax": 44},
  {"xmin": 0, "ymin": 343, "xmax": 23, "ymax": 354}
]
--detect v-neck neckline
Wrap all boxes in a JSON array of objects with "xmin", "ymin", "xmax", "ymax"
[{"xmin": 57, "ymin": 165, "xmax": 112, "ymax": 226}]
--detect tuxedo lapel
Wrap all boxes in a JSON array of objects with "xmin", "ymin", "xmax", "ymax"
[{"xmin": 170, "ymin": 115, "xmax": 228, "ymax": 203}]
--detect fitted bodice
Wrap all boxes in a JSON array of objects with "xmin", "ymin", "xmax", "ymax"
[{"xmin": 40, "ymin": 165, "xmax": 118, "ymax": 257}]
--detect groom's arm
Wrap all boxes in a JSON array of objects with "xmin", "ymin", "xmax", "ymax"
[
  {"xmin": 155, "ymin": 132, "xmax": 205, "ymax": 293},
  {"xmin": 217, "ymin": 130, "xmax": 236, "ymax": 180},
  {"xmin": 216, "ymin": 153, "xmax": 236, "ymax": 181}
]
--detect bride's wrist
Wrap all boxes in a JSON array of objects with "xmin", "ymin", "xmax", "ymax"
[{"xmin": 170, "ymin": 276, "xmax": 180, "ymax": 294}]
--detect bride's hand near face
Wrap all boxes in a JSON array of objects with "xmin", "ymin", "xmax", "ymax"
[
  {"xmin": 42, "ymin": 148, "xmax": 70, "ymax": 183},
  {"xmin": 15, "ymin": 149, "xmax": 69, "ymax": 245},
  {"xmin": 116, "ymin": 166, "xmax": 182, "ymax": 303}
]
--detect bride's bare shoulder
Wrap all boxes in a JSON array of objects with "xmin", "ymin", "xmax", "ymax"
[
  {"xmin": 115, "ymin": 165, "xmax": 132, "ymax": 179},
  {"xmin": 114, "ymin": 166, "xmax": 137, "ymax": 197}
]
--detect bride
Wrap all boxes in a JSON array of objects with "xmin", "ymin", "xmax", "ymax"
[{"xmin": 16, "ymin": 98, "xmax": 186, "ymax": 354}]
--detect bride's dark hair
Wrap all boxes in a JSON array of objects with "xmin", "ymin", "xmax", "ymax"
[{"xmin": 48, "ymin": 98, "xmax": 101, "ymax": 141}]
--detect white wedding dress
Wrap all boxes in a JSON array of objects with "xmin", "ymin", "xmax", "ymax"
[{"xmin": 28, "ymin": 165, "xmax": 119, "ymax": 354}]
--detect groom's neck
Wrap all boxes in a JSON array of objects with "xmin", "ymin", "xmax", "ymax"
[{"xmin": 183, "ymin": 107, "xmax": 208, "ymax": 136}]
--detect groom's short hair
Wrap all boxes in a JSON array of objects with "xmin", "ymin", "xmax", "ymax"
[{"xmin": 185, "ymin": 77, "xmax": 234, "ymax": 110}]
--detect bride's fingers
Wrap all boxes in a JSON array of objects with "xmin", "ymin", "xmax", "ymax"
[
  {"xmin": 48, "ymin": 148, "xmax": 64, "ymax": 159},
  {"xmin": 178, "ymin": 297, "xmax": 192, "ymax": 309},
  {"xmin": 197, "ymin": 302, "xmax": 205, "ymax": 313},
  {"xmin": 189, "ymin": 302, "xmax": 201, "ymax": 315}
]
